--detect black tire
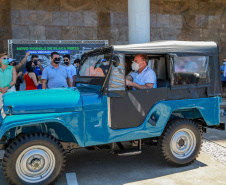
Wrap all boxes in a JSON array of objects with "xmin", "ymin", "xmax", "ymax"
[
  {"xmin": 2, "ymin": 133, "xmax": 66, "ymax": 185},
  {"xmin": 159, "ymin": 119, "xmax": 202, "ymax": 167}
]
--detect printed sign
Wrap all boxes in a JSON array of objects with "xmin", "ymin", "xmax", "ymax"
[{"xmin": 8, "ymin": 40, "xmax": 108, "ymax": 68}]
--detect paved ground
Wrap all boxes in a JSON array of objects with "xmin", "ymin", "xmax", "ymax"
[
  {"xmin": 204, "ymin": 127, "xmax": 226, "ymax": 147},
  {"xmin": 0, "ymin": 147, "xmax": 226, "ymax": 185}
]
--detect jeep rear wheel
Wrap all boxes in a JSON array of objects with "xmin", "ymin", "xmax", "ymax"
[
  {"xmin": 2, "ymin": 133, "xmax": 66, "ymax": 185},
  {"xmin": 159, "ymin": 119, "xmax": 202, "ymax": 166}
]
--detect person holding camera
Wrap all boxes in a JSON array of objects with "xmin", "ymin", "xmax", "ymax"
[
  {"xmin": 41, "ymin": 52, "xmax": 72, "ymax": 89},
  {"xmin": 9, "ymin": 52, "xmax": 30, "ymax": 91}
]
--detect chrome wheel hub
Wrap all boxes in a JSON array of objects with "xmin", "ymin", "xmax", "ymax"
[
  {"xmin": 170, "ymin": 128, "xmax": 196, "ymax": 159},
  {"xmin": 27, "ymin": 155, "xmax": 44, "ymax": 171},
  {"xmin": 16, "ymin": 145, "xmax": 55, "ymax": 183}
]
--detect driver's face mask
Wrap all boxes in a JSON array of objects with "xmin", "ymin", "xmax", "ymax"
[{"xmin": 131, "ymin": 61, "xmax": 139, "ymax": 71}]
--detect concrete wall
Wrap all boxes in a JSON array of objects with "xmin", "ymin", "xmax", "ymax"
[{"xmin": 2, "ymin": 0, "xmax": 226, "ymax": 61}]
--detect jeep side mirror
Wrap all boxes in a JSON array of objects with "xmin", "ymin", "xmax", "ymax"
[{"xmin": 112, "ymin": 55, "xmax": 120, "ymax": 67}]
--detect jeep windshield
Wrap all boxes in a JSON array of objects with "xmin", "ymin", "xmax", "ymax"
[{"xmin": 76, "ymin": 53, "xmax": 111, "ymax": 85}]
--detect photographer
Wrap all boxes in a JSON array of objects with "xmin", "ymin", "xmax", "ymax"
[{"xmin": 8, "ymin": 52, "xmax": 30, "ymax": 91}]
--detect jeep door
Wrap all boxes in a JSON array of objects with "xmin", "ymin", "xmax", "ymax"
[{"xmin": 107, "ymin": 54, "xmax": 168, "ymax": 129}]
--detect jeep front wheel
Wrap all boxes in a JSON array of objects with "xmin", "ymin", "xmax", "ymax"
[
  {"xmin": 2, "ymin": 133, "xmax": 66, "ymax": 185},
  {"xmin": 159, "ymin": 119, "xmax": 202, "ymax": 166}
]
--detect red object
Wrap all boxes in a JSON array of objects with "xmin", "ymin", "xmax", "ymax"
[{"xmin": 24, "ymin": 74, "xmax": 37, "ymax": 90}]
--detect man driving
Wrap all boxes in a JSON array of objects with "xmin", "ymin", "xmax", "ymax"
[{"xmin": 126, "ymin": 54, "xmax": 157, "ymax": 90}]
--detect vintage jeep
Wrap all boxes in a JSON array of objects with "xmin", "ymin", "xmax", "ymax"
[{"xmin": 0, "ymin": 41, "xmax": 225, "ymax": 185}]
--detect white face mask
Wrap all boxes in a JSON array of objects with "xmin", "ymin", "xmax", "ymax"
[
  {"xmin": 132, "ymin": 62, "xmax": 139, "ymax": 71},
  {"xmin": 102, "ymin": 62, "xmax": 108, "ymax": 66},
  {"xmin": 223, "ymin": 62, "xmax": 226, "ymax": 65}
]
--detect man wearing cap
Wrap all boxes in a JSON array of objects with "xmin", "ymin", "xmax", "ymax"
[
  {"xmin": 63, "ymin": 54, "xmax": 77, "ymax": 85},
  {"xmin": 126, "ymin": 54, "xmax": 157, "ymax": 90},
  {"xmin": 99, "ymin": 59, "xmax": 109, "ymax": 76},
  {"xmin": 221, "ymin": 59, "xmax": 226, "ymax": 98},
  {"xmin": 42, "ymin": 52, "xmax": 72, "ymax": 89},
  {"xmin": 9, "ymin": 51, "xmax": 30, "ymax": 71}
]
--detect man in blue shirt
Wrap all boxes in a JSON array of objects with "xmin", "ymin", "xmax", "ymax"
[
  {"xmin": 63, "ymin": 54, "xmax": 77, "ymax": 85},
  {"xmin": 41, "ymin": 52, "xmax": 72, "ymax": 89},
  {"xmin": 220, "ymin": 60, "xmax": 226, "ymax": 98},
  {"xmin": 126, "ymin": 54, "xmax": 157, "ymax": 90}
]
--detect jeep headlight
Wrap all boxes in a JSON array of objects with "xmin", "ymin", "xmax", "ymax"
[{"xmin": 1, "ymin": 101, "xmax": 6, "ymax": 119}]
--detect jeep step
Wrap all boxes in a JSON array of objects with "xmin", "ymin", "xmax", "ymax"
[
  {"xmin": 111, "ymin": 140, "xmax": 142, "ymax": 156},
  {"xmin": 114, "ymin": 149, "xmax": 142, "ymax": 156}
]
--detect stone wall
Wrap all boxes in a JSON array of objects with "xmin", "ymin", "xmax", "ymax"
[
  {"xmin": 1, "ymin": 0, "xmax": 226, "ymax": 61},
  {"xmin": 0, "ymin": 0, "xmax": 127, "ymax": 53},
  {"xmin": 149, "ymin": 0, "xmax": 226, "ymax": 61}
]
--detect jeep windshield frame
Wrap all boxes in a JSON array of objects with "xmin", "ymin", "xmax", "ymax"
[{"xmin": 75, "ymin": 47, "xmax": 113, "ymax": 86}]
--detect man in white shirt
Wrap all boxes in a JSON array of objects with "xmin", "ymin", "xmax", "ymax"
[
  {"xmin": 63, "ymin": 54, "xmax": 77, "ymax": 85},
  {"xmin": 126, "ymin": 54, "xmax": 157, "ymax": 90}
]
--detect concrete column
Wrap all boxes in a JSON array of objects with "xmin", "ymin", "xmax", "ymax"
[{"xmin": 128, "ymin": 0, "xmax": 150, "ymax": 44}]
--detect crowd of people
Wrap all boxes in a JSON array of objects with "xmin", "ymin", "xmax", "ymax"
[{"xmin": 0, "ymin": 51, "xmax": 81, "ymax": 108}]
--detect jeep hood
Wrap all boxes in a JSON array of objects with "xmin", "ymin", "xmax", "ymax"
[{"xmin": 3, "ymin": 88, "xmax": 83, "ymax": 115}]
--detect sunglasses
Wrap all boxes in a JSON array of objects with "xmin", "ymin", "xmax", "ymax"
[
  {"xmin": 54, "ymin": 58, "xmax": 61, "ymax": 61},
  {"xmin": 64, "ymin": 59, "xmax": 69, "ymax": 61}
]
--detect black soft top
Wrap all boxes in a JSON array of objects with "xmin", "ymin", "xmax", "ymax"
[
  {"xmin": 80, "ymin": 41, "xmax": 220, "ymax": 97},
  {"xmin": 82, "ymin": 41, "xmax": 218, "ymax": 58}
]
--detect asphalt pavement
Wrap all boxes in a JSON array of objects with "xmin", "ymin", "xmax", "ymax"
[{"xmin": 1, "ymin": 147, "xmax": 225, "ymax": 185}]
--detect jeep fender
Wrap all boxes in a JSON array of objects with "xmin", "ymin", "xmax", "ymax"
[
  {"xmin": 0, "ymin": 112, "xmax": 84, "ymax": 147},
  {"xmin": 144, "ymin": 97, "xmax": 220, "ymax": 136}
]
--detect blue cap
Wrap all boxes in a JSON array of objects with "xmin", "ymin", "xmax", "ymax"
[
  {"xmin": 9, "ymin": 58, "xmax": 16, "ymax": 63},
  {"xmin": 101, "ymin": 59, "xmax": 106, "ymax": 62}
]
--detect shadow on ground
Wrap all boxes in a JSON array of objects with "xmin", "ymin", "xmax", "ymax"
[{"xmin": 56, "ymin": 146, "xmax": 207, "ymax": 185}]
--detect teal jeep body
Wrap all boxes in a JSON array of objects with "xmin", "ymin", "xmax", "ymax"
[
  {"xmin": 0, "ymin": 89, "xmax": 222, "ymax": 147},
  {"xmin": 0, "ymin": 41, "xmax": 224, "ymax": 185}
]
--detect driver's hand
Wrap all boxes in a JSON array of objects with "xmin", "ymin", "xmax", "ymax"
[{"xmin": 126, "ymin": 79, "xmax": 133, "ymax": 87}]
